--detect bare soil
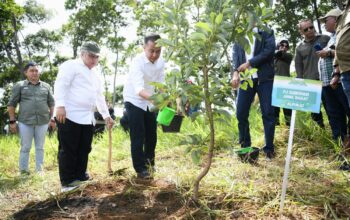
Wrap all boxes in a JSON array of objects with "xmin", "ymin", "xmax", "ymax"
[{"xmin": 12, "ymin": 178, "xmax": 202, "ymax": 220}]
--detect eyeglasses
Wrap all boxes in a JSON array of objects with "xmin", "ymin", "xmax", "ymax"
[
  {"xmin": 87, "ymin": 53, "xmax": 99, "ymax": 59},
  {"xmin": 303, "ymin": 26, "xmax": 314, "ymax": 33}
]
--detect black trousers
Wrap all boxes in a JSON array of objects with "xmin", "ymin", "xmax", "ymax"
[
  {"xmin": 57, "ymin": 119, "xmax": 93, "ymax": 186},
  {"xmin": 125, "ymin": 102, "xmax": 157, "ymax": 173},
  {"xmin": 274, "ymin": 106, "xmax": 292, "ymax": 125}
]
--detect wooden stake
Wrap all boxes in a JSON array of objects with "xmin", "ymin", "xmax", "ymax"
[{"xmin": 108, "ymin": 128, "xmax": 112, "ymax": 173}]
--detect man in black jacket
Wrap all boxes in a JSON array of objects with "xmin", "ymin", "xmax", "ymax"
[{"xmin": 274, "ymin": 40, "xmax": 293, "ymax": 126}]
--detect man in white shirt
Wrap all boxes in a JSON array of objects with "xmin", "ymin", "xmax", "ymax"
[
  {"xmin": 123, "ymin": 34, "xmax": 165, "ymax": 179},
  {"xmin": 54, "ymin": 42, "xmax": 114, "ymax": 191}
]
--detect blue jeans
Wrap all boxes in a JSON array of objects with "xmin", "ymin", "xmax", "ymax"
[
  {"xmin": 18, "ymin": 122, "xmax": 48, "ymax": 172},
  {"xmin": 322, "ymin": 85, "xmax": 350, "ymax": 140},
  {"xmin": 236, "ymin": 79, "xmax": 275, "ymax": 153},
  {"xmin": 125, "ymin": 102, "xmax": 157, "ymax": 173}
]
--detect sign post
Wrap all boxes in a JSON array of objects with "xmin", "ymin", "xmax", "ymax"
[{"xmin": 271, "ymin": 76, "xmax": 322, "ymax": 213}]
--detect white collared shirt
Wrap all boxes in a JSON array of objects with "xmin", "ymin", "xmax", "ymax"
[
  {"xmin": 54, "ymin": 58, "xmax": 110, "ymax": 125},
  {"xmin": 123, "ymin": 53, "xmax": 165, "ymax": 111},
  {"xmin": 246, "ymin": 27, "xmax": 258, "ymax": 79}
]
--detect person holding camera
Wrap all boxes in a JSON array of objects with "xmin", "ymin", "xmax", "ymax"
[{"xmin": 274, "ymin": 40, "xmax": 293, "ymax": 126}]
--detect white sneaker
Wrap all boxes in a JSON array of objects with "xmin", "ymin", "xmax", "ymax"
[{"xmin": 61, "ymin": 185, "xmax": 79, "ymax": 193}]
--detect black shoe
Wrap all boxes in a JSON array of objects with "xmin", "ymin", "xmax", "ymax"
[
  {"xmin": 137, "ymin": 170, "xmax": 152, "ymax": 179},
  {"xmin": 265, "ymin": 151, "xmax": 275, "ymax": 161},
  {"xmin": 340, "ymin": 162, "xmax": 350, "ymax": 171},
  {"xmin": 79, "ymin": 172, "xmax": 91, "ymax": 181},
  {"xmin": 20, "ymin": 170, "xmax": 30, "ymax": 176}
]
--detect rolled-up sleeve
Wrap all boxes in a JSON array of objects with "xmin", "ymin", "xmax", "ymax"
[{"xmin": 7, "ymin": 83, "xmax": 21, "ymax": 107}]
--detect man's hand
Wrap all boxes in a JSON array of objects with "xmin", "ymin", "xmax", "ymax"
[
  {"xmin": 237, "ymin": 62, "xmax": 250, "ymax": 72},
  {"xmin": 330, "ymin": 75, "xmax": 340, "ymax": 89},
  {"xmin": 231, "ymin": 71, "xmax": 240, "ymax": 89},
  {"xmin": 49, "ymin": 119, "xmax": 56, "ymax": 130},
  {"xmin": 275, "ymin": 50, "xmax": 283, "ymax": 58},
  {"xmin": 316, "ymin": 49, "xmax": 328, "ymax": 58},
  {"xmin": 105, "ymin": 117, "xmax": 114, "ymax": 130},
  {"xmin": 56, "ymin": 107, "xmax": 66, "ymax": 124},
  {"xmin": 9, "ymin": 123, "xmax": 17, "ymax": 133}
]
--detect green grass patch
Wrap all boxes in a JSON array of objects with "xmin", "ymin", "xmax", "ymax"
[{"xmin": 0, "ymin": 106, "xmax": 349, "ymax": 219}]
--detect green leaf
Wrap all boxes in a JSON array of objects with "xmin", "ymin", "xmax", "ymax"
[
  {"xmin": 196, "ymin": 22, "xmax": 212, "ymax": 33},
  {"xmin": 210, "ymin": 12, "xmax": 216, "ymax": 23},
  {"xmin": 212, "ymin": 100, "xmax": 227, "ymax": 106},
  {"xmin": 240, "ymin": 81, "xmax": 248, "ymax": 90},
  {"xmin": 191, "ymin": 150, "xmax": 201, "ymax": 165},
  {"xmin": 149, "ymin": 82, "xmax": 166, "ymax": 89},
  {"xmin": 247, "ymin": 79, "xmax": 253, "ymax": 88},
  {"xmin": 215, "ymin": 13, "xmax": 223, "ymax": 25},
  {"xmin": 217, "ymin": 34, "xmax": 228, "ymax": 45},
  {"xmin": 158, "ymin": 38, "xmax": 176, "ymax": 47},
  {"xmin": 215, "ymin": 109, "xmax": 232, "ymax": 120},
  {"xmin": 184, "ymin": 146, "xmax": 192, "ymax": 154},
  {"xmin": 190, "ymin": 32, "xmax": 207, "ymax": 41}
]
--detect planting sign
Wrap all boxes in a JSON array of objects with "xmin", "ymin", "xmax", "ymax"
[
  {"xmin": 272, "ymin": 76, "xmax": 322, "ymax": 212},
  {"xmin": 272, "ymin": 76, "xmax": 322, "ymax": 113}
]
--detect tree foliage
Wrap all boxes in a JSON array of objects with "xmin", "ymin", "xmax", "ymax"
[
  {"xmin": 62, "ymin": 0, "xmax": 129, "ymax": 57},
  {"xmin": 0, "ymin": 0, "xmax": 25, "ymax": 75},
  {"xmin": 148, "ymin": 0, "xmax": 274, "ymax": 200},
  {"xmin": 0, "ymin": 0, "xmax": 61, "ymax": 78}
]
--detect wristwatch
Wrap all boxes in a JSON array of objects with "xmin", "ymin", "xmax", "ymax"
[
  {"xmin": 327, "ymin": 49, "xmax": 332, "ymax": 57},
  {"xmin": 9, "ymin": 120, "xmax": 16, "ymax": 124}
]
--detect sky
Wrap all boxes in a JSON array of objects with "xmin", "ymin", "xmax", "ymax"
[{"xmin": 16, "ymin": 0, "xmax": 72, "ymax": 56}]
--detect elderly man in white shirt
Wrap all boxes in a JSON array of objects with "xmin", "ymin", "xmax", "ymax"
[
  {"xmin": 54, "ymin": 42, "xmax": 114, "ymax": 191},
  {"xmin": 123, "ymin": 34, "xmax": 165, "ymax": 179}
]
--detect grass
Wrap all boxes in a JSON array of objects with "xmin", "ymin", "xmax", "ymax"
[{"xmin": 0, "ymin": 105, "xmax": 350, "ymax": 219}]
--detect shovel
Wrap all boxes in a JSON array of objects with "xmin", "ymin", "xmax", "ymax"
[{"xmin": 107, "ymin": 128, "xmax": 113, "ymax": 175}]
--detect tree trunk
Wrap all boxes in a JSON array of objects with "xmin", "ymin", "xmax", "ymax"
[
  {"xmin": 193, "ymin": 66, "xmax": 215, "ymax": 201},
  {"xmin": 112, "ymin": 29, "xmax": 119, "ymax": 108},
  {"xmin": 11, "ymin": 15, "xmax": 24, "ymax": 77},
  {"xmin": 311, "ymin": 0, "xmax": 322, "ymax": 34},
  {"xmin": 112, "ymin": 49, "xmax": 119, "ymax": 107},
  {"xmin": 336, "ymin": 0, "xmax": 344, "ymax": 10}
]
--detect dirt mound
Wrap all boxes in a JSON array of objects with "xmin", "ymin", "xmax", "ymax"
[{"xmin": 12, "ymin": 179, "xmax": 196, "ymax": 219}]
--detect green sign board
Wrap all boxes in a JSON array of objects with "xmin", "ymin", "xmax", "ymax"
[{"xmin": 272, "ymin": 76, "xmax": 322, "ymax": 113}]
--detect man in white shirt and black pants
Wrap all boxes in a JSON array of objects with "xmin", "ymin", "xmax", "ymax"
[
  {"xmin": 123, "ymin": 34, "xmax": 165, "ymax": 179},
  {"xmin": 54, "ymin": 42, "xmax": 114, "ymax": 191}
]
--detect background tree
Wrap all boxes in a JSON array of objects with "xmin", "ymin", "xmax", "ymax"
[
  {"xmin": 0, "ymin": 0, "xmax": 58, "ymax": 77},
  {"xmin": 0, "ymin": 0, "xmax": 25, "ymax": 75},
  {"xmin": 63, "ymin": 0, "xmax": 129, "ymax": 57}
]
